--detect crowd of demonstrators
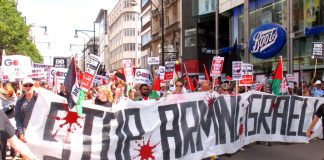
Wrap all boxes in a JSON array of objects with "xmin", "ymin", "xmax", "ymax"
[{"xmin": 2, "ymin": 70, "xmax": 324, "ymax": 159}]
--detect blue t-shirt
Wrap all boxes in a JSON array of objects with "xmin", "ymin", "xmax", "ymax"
[{"xmin": 311, "ymin": 87, "xmax": 324, "ymax": 97}]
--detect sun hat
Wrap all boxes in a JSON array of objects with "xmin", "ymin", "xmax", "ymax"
[
  {"xmin": 22, "ymin": 78, "xmax": 34, "ymax": 85},
  {"xmin": 315, "ymin": 80, "xmax": 321, "ymax": 85}
]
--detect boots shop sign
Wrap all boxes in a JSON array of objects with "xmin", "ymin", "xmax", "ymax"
[{"xmin": 249, "ymin": 23, "xmax": 286, "ymax": 59}]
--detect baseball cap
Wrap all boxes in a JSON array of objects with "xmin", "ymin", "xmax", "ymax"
[
  {"xmin": 315, "ymin": 80, "xmax": 321, "ymax": 85},
  {"xmin": 22, "ymin": 78, "xmax": 34, "ymax": 85}
]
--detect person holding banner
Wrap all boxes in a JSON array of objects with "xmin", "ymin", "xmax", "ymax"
[
  {"xmin": 15, "ymin": 78, "xmax": 38, "ymax": 143},
  {"xmin": 94, "ymin": 86, "xmax": 113, "ymax": 107},
  {"xmin": 306, "ymin": 104, "xmax": 324, "ymax": 140},
  {"xmin": 311, "ymin": 80, "xmax": 324, "ymax": 97},
  {"xmin": 199, "ymin": 80, "xmax": 212, "ymax": 92},
  {"xmin": 0, "ymin": 110, "xmax": 38, "ymax": 160},
  {"xmin": 58, "ymin": 83, "xmax": 67, "ymax": 98},
  {"xmin": 113, "ymin": 80, "xmax": 128, "ymax": 104},
  {"xmin": 135, "ymin": 84, "xmax": 160, "ymax": 101},
  {"xmin": 172, "ymin": 79, "xmax": 185, "ymax": 94}
]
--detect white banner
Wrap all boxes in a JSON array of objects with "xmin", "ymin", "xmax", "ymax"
[
  {"xmin": 1, "ymin": 55, "xmax": 32, "ymax": 80},
  {"xmin": 25, "ymin": 90, "xmax": 323, "ymax": 159},
  {"xmin": 134, "ymin": 69, "xmax": 151, "ymax": 85}
]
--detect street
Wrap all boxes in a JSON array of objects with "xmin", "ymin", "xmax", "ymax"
[{"xmin": 220, "ymin": 139, "xmax": 324, "ymax": 160}]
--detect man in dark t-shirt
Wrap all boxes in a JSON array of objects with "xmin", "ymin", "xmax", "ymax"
[
  {"xmin": 0, "ymin": 109, "xmax": 15, "ymax": 159},
  {"xmin": 306, "ymin": 104, "xmax": 324, "ymax": 139},
  {"xmin": 0, "ymin": 110, "xmax": 38, "ymax": 159}
]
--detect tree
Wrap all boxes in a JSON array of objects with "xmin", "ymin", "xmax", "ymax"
[{"xmin": 0, "ymin": 0, "xmax": 42, "ymax": 63}]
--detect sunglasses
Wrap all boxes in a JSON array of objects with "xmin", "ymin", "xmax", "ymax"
[
  {"xmin": 176, "ymin": 85, "xmax": 183, "ymax": 87},
  {"xmin": 23, "ymin": 84, "xmax": 33, "ymax": 87}
]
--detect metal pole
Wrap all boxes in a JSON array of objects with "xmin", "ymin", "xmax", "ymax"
[
  {"xmin": 161, "ymin": 0, "xmax": 165, "ymax": 66},
  {"xmin": 93, "ymin": 22, "xmax": 96, "ymax": 55},
  {"xmin": 287, "ymin": 0, "xmax": 293, "ymax": 74},
  {"xmin": 215, "ymin": 0, "xmax": 219, "ymax": 55},
  {"xmin": 243, "ymin": 0, "xmax": 249, "ymax": 63}
]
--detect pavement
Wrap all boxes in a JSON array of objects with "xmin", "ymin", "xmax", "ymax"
[{"xmin": 220, "ymin": 139, "xmax": 324, "ymax": 160}]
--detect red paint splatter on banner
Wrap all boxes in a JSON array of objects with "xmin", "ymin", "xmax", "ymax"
[
  {"xmin": 271, "ymin": 102, "xmax": 279, "ymax": 109},
  {"xmin": 132, "ymin": 136, "xmax": 159, "ymax": 160},
  {"xmin": 48, "ymin": 106, "xmax": 83, "ymax": 134},
  {"xmin": 239, "ymin": 123, "xmax": 244, "ymax": 136},
  {"xmin": 207, "ymin": 97, "xmax": 216, "ymax": 107}
]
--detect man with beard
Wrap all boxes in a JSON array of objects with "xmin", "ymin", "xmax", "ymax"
[{"xmin": 135, "ymin": 84, "xmax": 160, "ymax": 101}]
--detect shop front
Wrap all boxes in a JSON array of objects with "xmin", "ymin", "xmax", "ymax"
[{"xmin": 232, "ymin": 0, "xmax": 324, "ymax": 83}]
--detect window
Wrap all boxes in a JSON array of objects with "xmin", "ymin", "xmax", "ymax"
[
  {"xmin": 123, "ymin": 43, "xmax": 136, "ymax": 51},
  {"xmin": 124, "ymin": 28, "xmax": 136, "ymax": 36},
  {"xmin": 184, "ymin": 28, "xmax": 196, "ymax": 47},
  {"xmin": 141, "ymin": 0, "xmax": 149, "ymax": 7},
  {"xmin": 141, "ymin": 31, "xmax": 151, "ymax": 46},
  {"xmin": 141, "ymin": 11, "xmax": 151, "ymax": 26}
]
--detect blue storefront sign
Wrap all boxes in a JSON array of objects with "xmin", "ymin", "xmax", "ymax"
[
  {"xmin": 305, "ymin": 25, "xmax": 324, "ymax": 36},
  {"xmin": 248, "ymin": 23, "xmax": 286, "ymax": 59}
]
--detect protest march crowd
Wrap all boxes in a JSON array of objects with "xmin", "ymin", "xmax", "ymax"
[{"xmin": 0, "ymin": 55, "xmax": 324, "ymax": 160}]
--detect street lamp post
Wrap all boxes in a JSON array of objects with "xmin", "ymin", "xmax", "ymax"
[
  {"xmin": 131, "ymin": 0, "xmax": 165, "ymax": 66},
  {"xmin": 74, "ymin": 24, "xmax": 96, "ymax": 55}
]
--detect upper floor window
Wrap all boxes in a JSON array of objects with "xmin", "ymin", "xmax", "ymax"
[{"xmin": 141, "ymin": 0, "xmax": 149, "ymax": 7}]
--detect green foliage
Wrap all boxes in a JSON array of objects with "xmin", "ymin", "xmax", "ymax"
[{"xmin": 0, "ymin": 0, "xmax": 43, "ymax": 63}]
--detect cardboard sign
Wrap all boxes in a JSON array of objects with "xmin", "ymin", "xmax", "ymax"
[
  {"xmin": 50, "ymin": 68, "xmax": 68, "ymax": 84},
  {"xmin": 0, "ymin": 67, "xmax": 8, "ymax": 81},
  {"xmin": 221, "ymin": 74, "xmax": 227, "ymax": 82},
  {"xmin": 33, "ymin": 63, "xmax": 52, "ymax": 83},
  {"xmin": 164, "ymin": 62, "xmax": 175, "ymax": 81},
  {"xmin": 28, "ymin": 68, "xmax": 46, "ymax": 79},
  {"xmin": 148, "ymin": 57, "xmax": 160, "ymax": 65},
  {"xmin": 198, "ymin": 74, "xmax": 205, "ymax": 82},
  {"xmin": 286, "ymin": 74, "xmax": 294, "ymax": 82},
  {"xmin": 158, "ymin": 66, "xmax": 165, "ymax": 80},
  {"xmin": 123, "ymin": 60, "xmax": 134, "ymax": 83},
  {"xmin": 312, "ymin": 42, "xmax": 324, "ymax": 58},
  {"xmin": 239, "ymin": 63, "xmax": 253, "ymax": 86},
  {"xmin": 1, "ymin": 55, "xmax": 32, "ymax": 80},
  {"xmin": 232, "ymin": 61, "xmax": 243, "ymax": 80},
  {"xmin": 210, "ymin": 56, "xmax": 224, "ymax": 77},
  {"xmin": 80, "ymin": 54, "xmax": 101, "ymax": 91},
  {"xmin": 53, "ymin": 57, "xmax": 68, "ymax": 68},
  {"xmin": 134, "ymin": 69, "xmax": 151, "ymax": 84}
]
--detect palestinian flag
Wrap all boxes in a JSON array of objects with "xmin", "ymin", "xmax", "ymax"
[
  {"xmin": 272, "ymin": 56, "xmax": 283, "ymax": 96},
  {"xmin": 64, "ymin": 57, "xmax": 81, "ymax": 109},
  {"xmin": 152, "ymin": 75, "xmax": 161, "ymax": 91}
]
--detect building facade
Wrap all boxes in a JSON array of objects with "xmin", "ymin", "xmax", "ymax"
[
  {"xmin": 82, "ymin": 37, "xmax": 99, "ymax": 71},
  {"xmin": 185, "ymin": 0, "xmax": 324, "ymax": 82},
  {"xmin": 140, "ymin": 0, "xmax": 152, "ymax": 69},
  {"xmin": 108, "ymin": 0, "xmax": 141, "ymax": 71},
  {"xmin": 149, "ymin": 0, "xmax": 182, "ymax": 67},
  {"xmin": 95, "ymin": 9, "xmax": 109, "ymax": 75}
]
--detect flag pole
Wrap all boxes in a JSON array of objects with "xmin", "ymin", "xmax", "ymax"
[
  {"xmin": 311, "ymin": 58, "xmax": 318, "ymax": 83},
  {"xmin": 183, "ymin": 63, "xmax": 193, "ymax": 92},
  {"xmin": 212, "ymin": 76, "xmax": 216, "ymax": 91}
]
